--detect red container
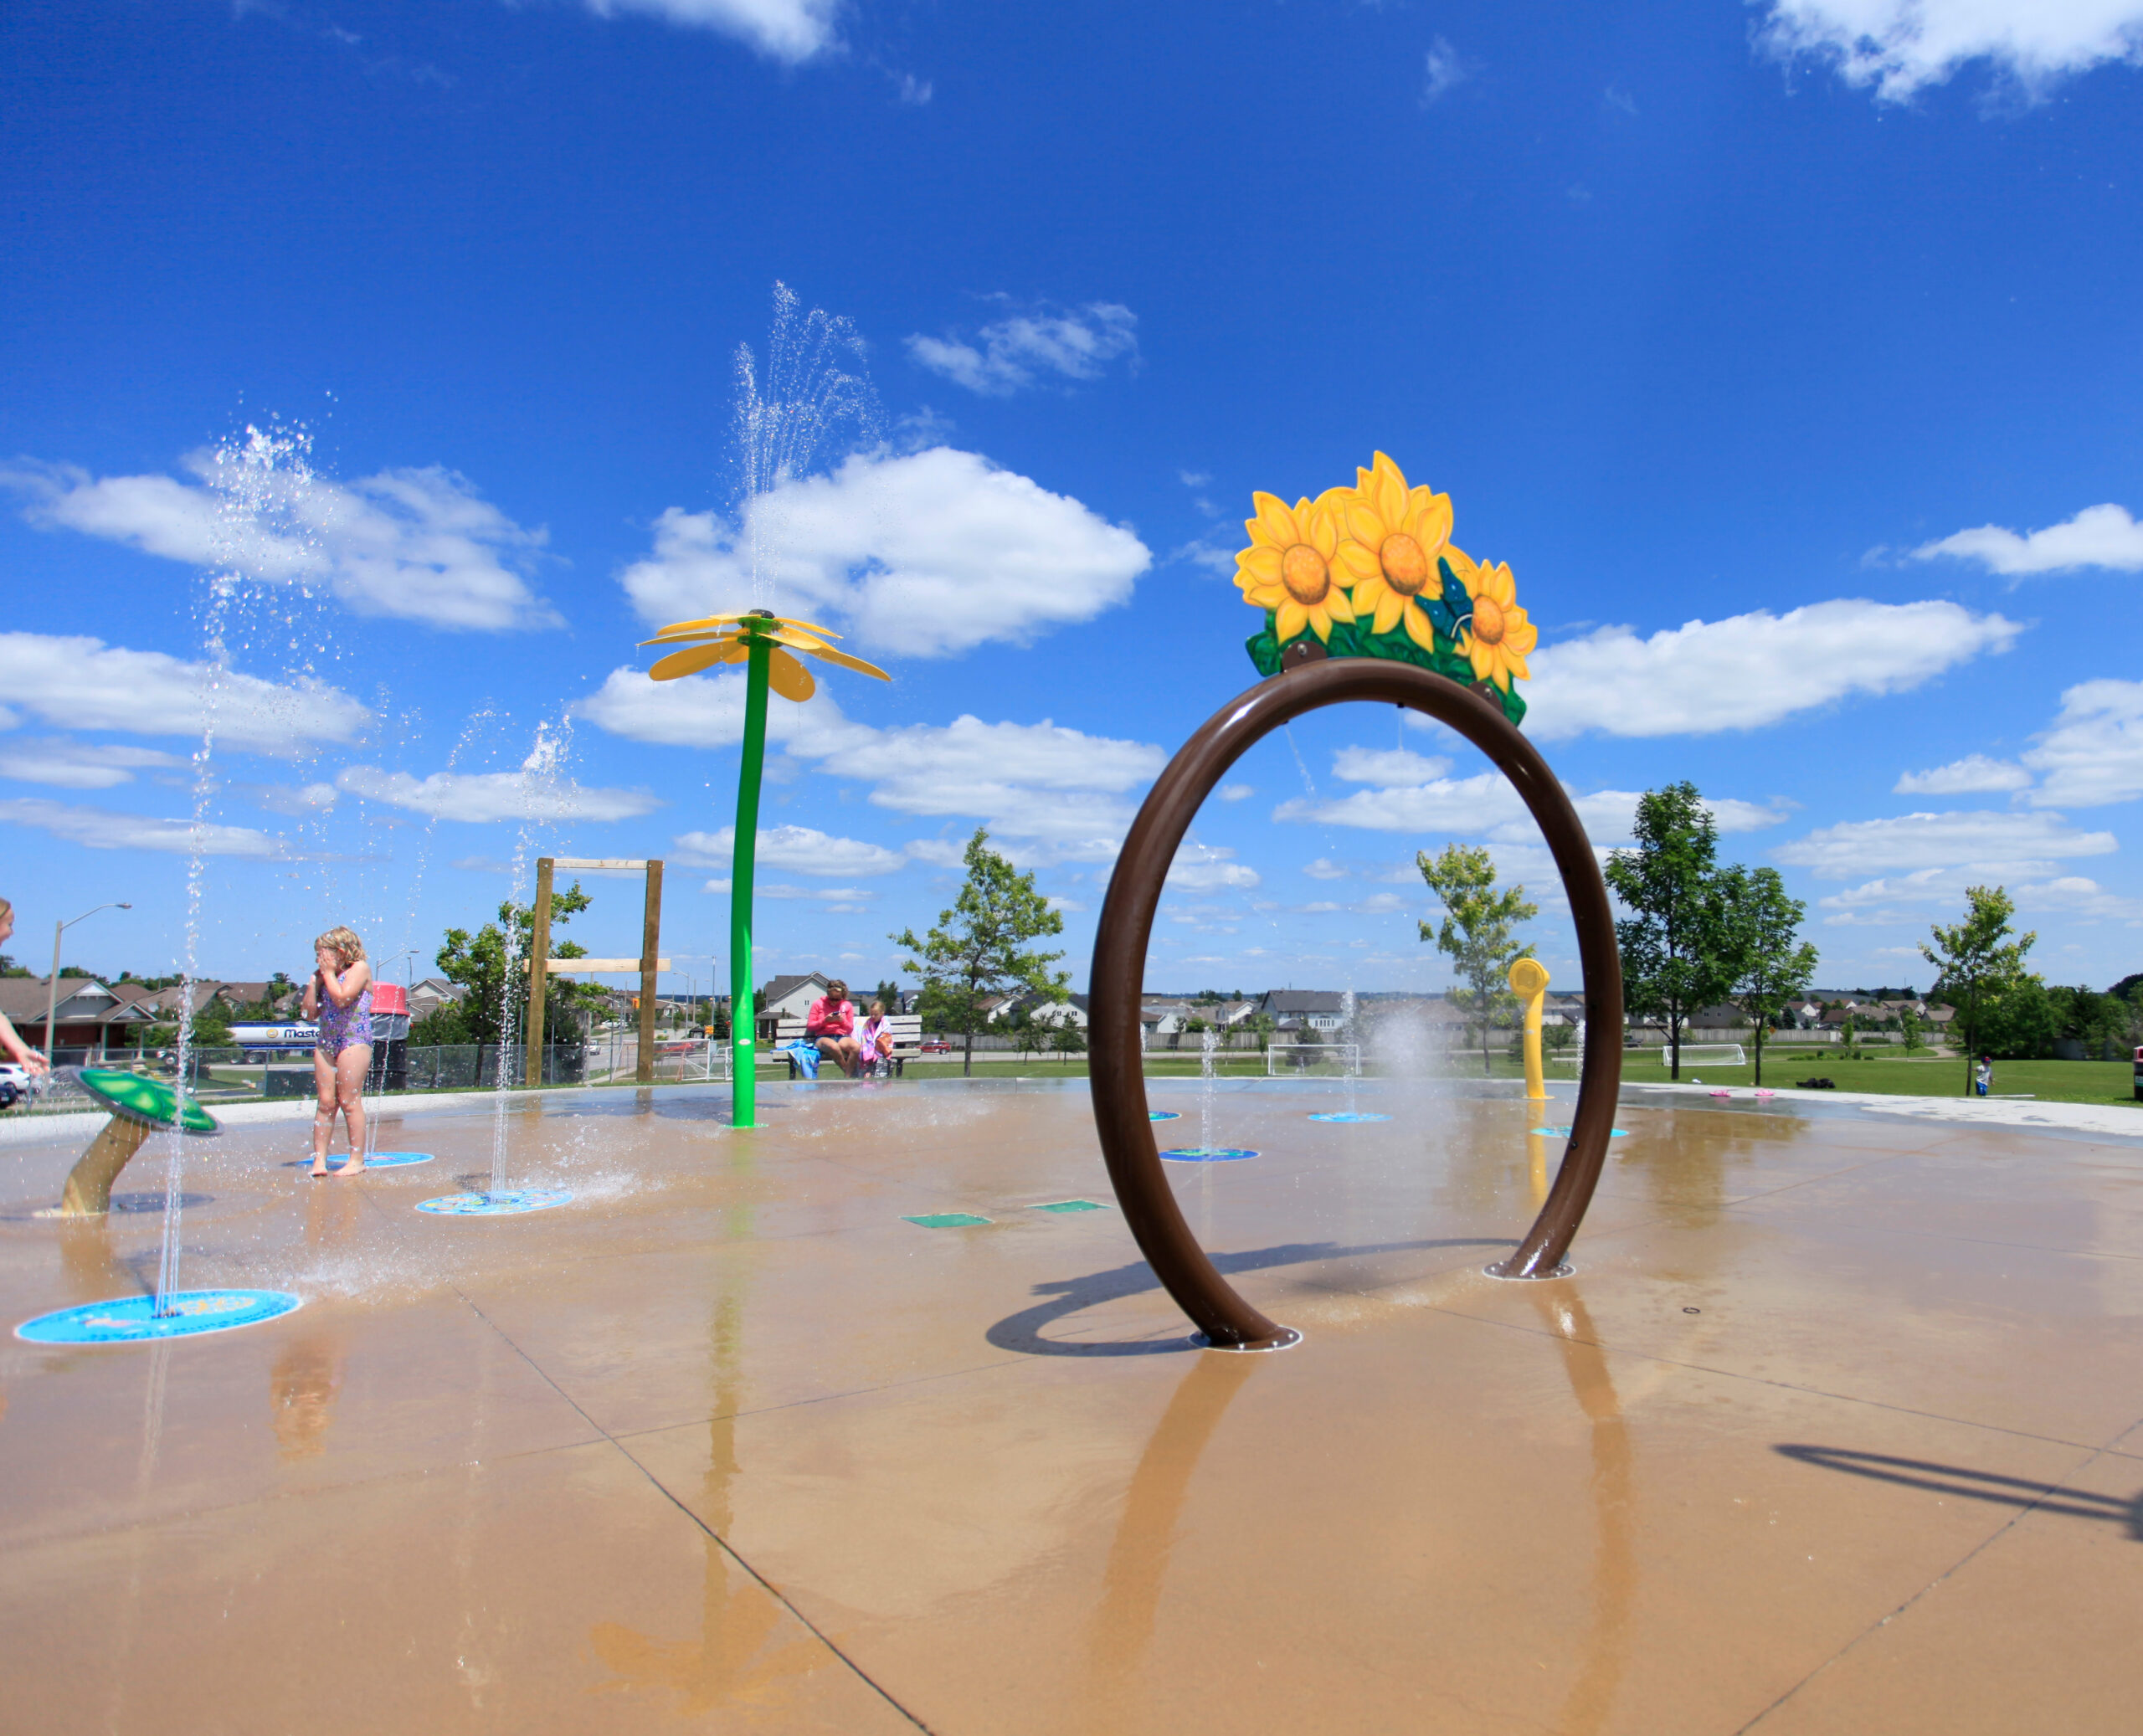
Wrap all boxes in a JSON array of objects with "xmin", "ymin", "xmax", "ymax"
[{"xmin": 372, "ymin": 982, "xmax": 410, "ymax": 1017}]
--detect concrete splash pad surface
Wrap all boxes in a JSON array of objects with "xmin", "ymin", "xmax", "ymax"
[{"xmin": 0, "ymin": 1078, "xmax": 2139, "ymax": 1734}]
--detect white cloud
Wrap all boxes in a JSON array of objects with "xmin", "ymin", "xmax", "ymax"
[
  {"xmin": 2014, "ymin": 875, "xmax": 2143, "ymax": 922},
  {"xmin": 334, "ymin": 766, "xmax": 660, "ymax": 824},
  {"xmin": 1333, "ymin": 746, "xmax": 1452, "ymax": 786},
  {"xmin": 8, "ymin": 453, "xmax": 556, "ymax": 632},
  {"xmin": 1165, "ymin": 842, "xmax": 1261, "ymax": 891},
  {"xmin": 0, "ymin": 737, "xmax": 182, "ymax": 789},
  {"xmin": 1303, "ymin": 857, "xmax": 1349, "ymax": 880},
  {"xmin": 1759, "ymin": 0, "xmax": 2143, "ymax": 102},
  {"xmin": 2021, "ymin": 679, "xmax": 2143, "ymax": 808},
  {"xmin": 580, "ymin": 671, "xmax": 1166, "ymax": 865},
  {"xmin": 0, "ymin": 631, "xmax": 368, "ymax": 754},
  {"xmin": 235, "ymin": 780, "xmax": 340, "ymax": 816},
  {"xmin": 906, "ymin": 302, "xmax": 1138, "ymax": 396},
  {"xmin": 0, "ymin": 797, "xmax": 281, "ymax": 857},
  {"xmin": 753, "ymin": 882, "xmax": 876, "ymax": 902},
  {"xmin": 1775, "ymin": 809, "xmax": 2116, "ymax": 878},
  {"xmin": 1285, "ymin": 761, "xmax": 1784, "ymax": 847},
  {"xmin": 1219, "ymin": 783, "xmax": 1256, "ymax": 803},
  {"xmin": 1422, "ymin": 34, "xmax": 1470, "ymax": 104},
  {"xmin": 578, "ymin": 0, "xmax": 837, "ymax": 62},
  {"xmin": 673, "ymin": 823, "xmax": 906, "ymax": 877},
  {"xmin": 1524, "ymin": 600, "xmax": 2020, "ymax": 740},
  {"xmin": 617, "ymin": 447, "xmax": 1149, "ymax": 657},
  {"xmin": 866, "ymin": 716, "xmax": 1165, "ymax": 862},
  {"xmin": 1894, "ymin": 753, "xmax": 2033, "ymax": 795},
  {"xmin": 1914, "ymin": 502, "xmax": 2143, "ymax": 576}
]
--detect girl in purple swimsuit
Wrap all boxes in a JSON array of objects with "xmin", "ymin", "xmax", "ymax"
[{"xmin": 305, "ymin": 926, "xmax": 374, "ymax": 1178}]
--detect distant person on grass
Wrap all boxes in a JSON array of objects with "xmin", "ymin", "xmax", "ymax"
[
  {"xmin": 806, "ymin": 978, "xmax": 861, "ymax": 1078},
  {"xmin": 1975, "ymin": 1053, "xmax": 1992, "ymax": 1097},
  {"xmin": 306, "ymin": 927, "xmax": 373, "ymax": 1177},
  {"xmin": 0, "ymin": 897, "xmax": 49, "ymax": 1077}
]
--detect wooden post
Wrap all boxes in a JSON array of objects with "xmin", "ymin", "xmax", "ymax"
[
  {"xmin": 526, "ymin": 857, "xmax": 554, "ymax": 1089},
  {"xmin": 636, "ymin": 860, "xmax": 663, "ymax": 1085}
]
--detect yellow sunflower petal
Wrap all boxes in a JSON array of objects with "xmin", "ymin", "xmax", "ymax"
[
  {"xmin": 649, "ymin": 640, "xmax": 748, "ymax": 680},
  {"xmin": 1403, "ymin": 491, "xmax": 1454, "ymax": 553},
  {"xmin": 1401, "ymin": 598, "xmax": 1439, "ymax": 654},
  {"xmin": 765, "ymin": 646, "xmax": 817, "ymax": 702},
  {"xmin": 1469, "ymin": 639, "xmax": 1497, "ymax": 685},
  {"xmin": 1334, "ymin": 537, "xmax": 1381, "ymax": 580},
  {"xmin": 1503, "ymin": 650, "xmax": 1532, "ymax": 684},
  {"xmin": 1481, "ymin": 561, "xmax": 1517, "ymax": 607},
  {"xmin": 1241, "ymin": 582, "xmax": 1284, "ymax": 609},
  {"xmin": 1307, "ymin": 604, "xmax": 1334, "ymax": 643},
  {"xmin": 1373, "ymin": 589, "xmax": 1405, "ymax": 635},
  {"xmin": 1275, "ymin": 598, "xmax": 1310, "ymax": 641},
  {"xmin": 1237, "ymin": 544, "xmax": 1284, "ymax": 583},
  {"xmin": 1369, "ymin": 452, "xmax": 1409, "ymax": 526},
  {"xmin": 1344, "ymin": 498, "xmax": 1392, "ymax": 548},
  {"xmin": 1306, "ymin": 496, "xmax": 1339, "ymax": 560},
  {"xmin": 1324, "ymin": 587, "xmax": 1356, "ymax": 624},
  {"xmin": 1252, "ymin": 492, "xmax": 1299, "ymax": 548},
  {"xmin": 1505, "ymin": 613, "xmax": 1538, "ymax": 658}
]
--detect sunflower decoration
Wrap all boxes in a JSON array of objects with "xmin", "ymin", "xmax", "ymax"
[
  {"xmin": 1237, "ymin": 453, "xmax": 1529, "ymax": 727},
  {"xmin": 1233, "ymin": 490, "xmax": 1355, "ymax": 645},
  {"xmin": 1447, "ymin": 551, "xmax": 1538, "ymax": 693},
  {"xmin": 637, "ymin": 608, "xmax": 888, "ymax": 1133}
]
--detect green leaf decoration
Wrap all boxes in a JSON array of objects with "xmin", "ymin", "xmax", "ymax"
[
  {"xmin": 1246, "ymin": 618, "xmax": 1283, "ymax": 677},
  {"xmin": 1242, "ymin": 604, "xmax": 1527, "ymax": 729}
]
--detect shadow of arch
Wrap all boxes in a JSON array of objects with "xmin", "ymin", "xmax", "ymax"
[
  {"xmin": 1089, "ymin": 660, "xmax": 1625, "ymax": 1348},
  {"xmin": 985, "ymin": 1239, "xmax": 1512, "ymax": 1358},
  {"xmin": 1776, "ymin": 1445, "xmax": 2143, "ymax": 1540}
]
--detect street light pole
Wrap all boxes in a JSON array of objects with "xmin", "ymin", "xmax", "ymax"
[{"xmin": 46, "ymin": 901, "xmax": 132, "ymax": 1067}]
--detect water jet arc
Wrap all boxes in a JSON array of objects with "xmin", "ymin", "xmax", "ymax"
[{"xmin": 1088, "ymin": 660, "xmax": 1625, "ymax": 1350}]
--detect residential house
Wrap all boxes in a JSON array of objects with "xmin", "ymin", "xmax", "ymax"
[
  {"xmin": 1009, "ymin": 990, "xmax": 1088, "ymax": 1029},
  {"xmin": 1256, "ymin": 990, "xmax": 1348, "ymax": 1034},
  {"xmin": 407, "ymin": 978, "xmax": 465, "ymax": 1021},
  {"xmin": 0, "ymin": 978, "xmax": 147, "ymax": 1054},
  {"xmin": 760, "ymin": 973, "xmax": 830, "ymax": 1024}
]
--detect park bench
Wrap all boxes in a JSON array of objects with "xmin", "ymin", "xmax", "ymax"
[{"xmin": 771, "ymin": 1013, "xmax": 923, "ymax": 1079}]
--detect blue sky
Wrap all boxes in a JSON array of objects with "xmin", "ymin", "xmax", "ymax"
[{"xmin": 3, "ymin": 0, "xmax": 2141, "ymax": 1000}]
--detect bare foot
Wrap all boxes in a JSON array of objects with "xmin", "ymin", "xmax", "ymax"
[
  {"xmin": 335, "ymin": 1162, "xmax": 367, "ymax": 1177},
  {"xmin": 310, "ymin": 1160, "xmax": 331, "ymax": 1178}
]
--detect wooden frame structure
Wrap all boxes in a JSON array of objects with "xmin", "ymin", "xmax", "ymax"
[{"xmin": 526, "ymin": 858, "xmax": 667, "ymax": 1086}]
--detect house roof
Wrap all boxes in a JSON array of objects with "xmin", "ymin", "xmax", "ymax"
[
  {"xmin": 0, "ymin": 978, "xmax": 106, "ymax": 1020},
  {"xmin": 761, "ymin": 973, "xmax": 830, "ymax": 1004},
  {"xmin": 1262, "ymin": 990, "xmax": 1345, "ymax": 1014}
]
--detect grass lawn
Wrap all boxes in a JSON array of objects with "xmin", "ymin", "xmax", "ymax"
[{"xmin": 1539, "ymin": 1047, "xmax": 2142, "ymax": 1109}]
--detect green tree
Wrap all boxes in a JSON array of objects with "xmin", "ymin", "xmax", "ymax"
[
  {"xmin": 436, "ymin": 882, "xmax": 594, "ymax": 1046},
  {"xmin": 1717, "ymin": 865, "xmax": 1817, "ymax": 1089},
  {"xmin": 1976, "ymin": 975, "xmax": 2058, "ymax": 1060},
  {"xmin": 1417, "ymin": 842, "xmax": 1539, "ymax": 1076},
  {"xmin": 892, "ymin": 827, "xmax": 1068, "ymax": 1077},
  {"xmin": 1899, "ymin": 1005, "xmax": 1925, "ymax": 1055},
  {"xmin": 1604, "ymin": 783, "xmax": 1740, "ymax": 1080},
  {"xmin": 1919, "ymin": 885, "xmax": 2037, "ymax": 1095},
  {"xmin": 1051, "ymin": 1020, "xmax": 1088, "ymax": 1062}
]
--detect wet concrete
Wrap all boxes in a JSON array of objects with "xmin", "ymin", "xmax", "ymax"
[{"xmin": 1, "ymin": 1076, "xmax": 2139, "ymax": 1733}]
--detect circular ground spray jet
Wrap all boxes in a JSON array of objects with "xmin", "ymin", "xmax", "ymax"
[{"xmin": 17, "ymin": 1071, "xmax": 303, "ymax": 1343}]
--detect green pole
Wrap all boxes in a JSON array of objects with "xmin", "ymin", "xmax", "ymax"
[{"xmin": 729, "ymin": 634, "xmax": 771, "ymax": 1127}]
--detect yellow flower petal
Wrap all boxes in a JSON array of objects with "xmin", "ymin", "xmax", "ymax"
[
  {"xmin": 1275, "ymin": 598, "xmax": 1309, "ymax": 642},
  {"xmin": 1334, "ymin": 537, "xmax": 1381, "ymax": 580},
  {"xmin": 1481, "ymin": 560, "xmax": 1516, "ymax": 607},
  {"xmin": 1324, "ymin": 587, "xmax": 1356, "ymax": 625},
  {"xmin": 1241, "ymin": 583, "xmax": 1284, "ymax": 609},
  {"xmin": 1344, "ymin": 499, "xmax": 1392, "ymax": 548},
  {"xmin": 1373, "ymin": 589, "xmax": 1405, "ymax": 635},
  {"xmin": 1369, "ymin": 452, "xmax": 1408, "ymax": 526},
  {"xmin": 1401, "ymin": 599, "xmax": 1439, "ymax": 654},
  {"xmin": 1404, "ymin": 492, "xmax": 1454, "ymax": 553},
  {"xmin": 1237, "ymin": 544, "xmax": 1284, "ymax": 583},
  {"xmin": 1252, "ymin": 492, "xmax": 1299, "ymax": 548},
  {"xmin": 1306, "ymin": 496, "xmax": 1339, "ymax": 560}
]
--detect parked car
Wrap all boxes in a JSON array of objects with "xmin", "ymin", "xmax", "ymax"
[
  {"xmin": 0, "ymin": 1061, "xmax": 27, "ymax": 1112},
  {"xmin": 918, "ymin": 1039, "xmax": 953, "ymax": 1054}
]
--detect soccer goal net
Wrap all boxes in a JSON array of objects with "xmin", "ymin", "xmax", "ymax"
[{"xmin": 1670, "ymin": 1042, "xmax": 1747, "ymax": 1070}]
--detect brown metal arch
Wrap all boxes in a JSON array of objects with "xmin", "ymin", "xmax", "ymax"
[{"xmin": 1088, "ymin": 660, "xmax": 1626, "ymax": 1351}]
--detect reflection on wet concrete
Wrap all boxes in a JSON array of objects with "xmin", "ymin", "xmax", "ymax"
[
  {"xmin": 1083, "ymin": 1352, "xmax": 1262, "ymax": 1714},
  {"xmin": 270, "ymin": 1333, "xmax": 345, "ymax": 1461},
  {"xmin": 1527, "ymin": 1283, "xmax": 1634, "ymax": 1736}
]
